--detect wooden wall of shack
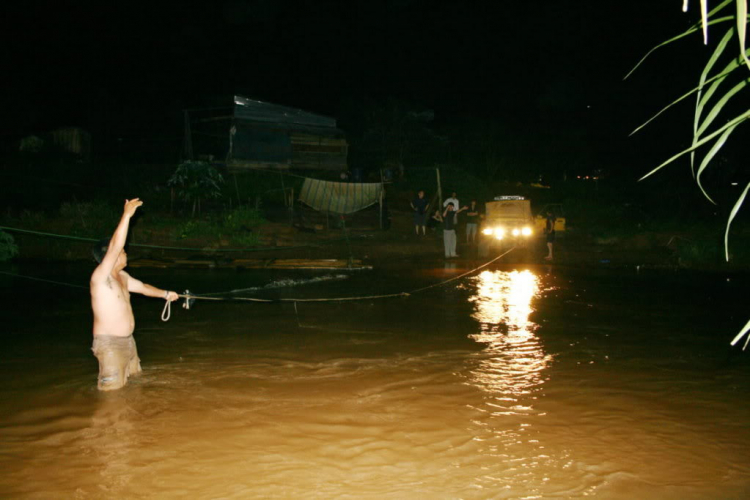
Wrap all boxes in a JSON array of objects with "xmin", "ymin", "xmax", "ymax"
[
  {"xmin": 185, "ymin": 97, "xmax": 348, "ymax": 173},
  {"xmin": 289, "ymin": 132, "xmax": 348, "ymax": 171}
]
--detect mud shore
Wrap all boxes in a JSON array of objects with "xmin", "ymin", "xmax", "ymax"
[{"xmin": 3, "ymin": 207, "xmax": 746, "ymax": 274}]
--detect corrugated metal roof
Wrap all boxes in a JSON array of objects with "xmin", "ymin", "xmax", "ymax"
[{"xmin": 233, "ymin": 95, "xmax": 337, "ymax": 129}]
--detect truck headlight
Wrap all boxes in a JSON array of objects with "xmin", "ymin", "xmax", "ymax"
[
  {"xmin": 482, "ymin": 228, "xmax": 494, "ymax": 236},
  {"xmin": 494, "ymin": 227, "xmax": 505, "ymax": 240},
  {"xmin": 512, "ymin": 228, "xmax": 520, "ymax": 236},
  {"xmin": 522, "ymin": 226, "xmax": 532, "ymax": 236}
]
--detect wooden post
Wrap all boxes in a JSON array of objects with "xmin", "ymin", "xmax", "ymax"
[
  {"xmin": 279, "ymin": 171, "xmax": 287, "ymax": 207},
  {"xmin": 289, "ymin": 187, "xmax": 295, "ymax": 226},
  {"xmin": 233, "ymin": 174, "xmax": 242, "ymax": 207},
  {"xmin": 379, "ymin": 169, "xmax": 384, "ymax": 230},
  {"xmin": 436, "ymin": 167, "xmax": 443, "ymax": 209}
]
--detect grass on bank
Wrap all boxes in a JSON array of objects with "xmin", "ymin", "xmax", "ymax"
[{"xmin": 1, "ymin": 199, "xmax": 267, "ymax": 259}]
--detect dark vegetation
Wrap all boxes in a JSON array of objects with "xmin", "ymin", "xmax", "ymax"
[{"xmin": 0, "ymin": 95, "xmax": 748, "ymax": 270}]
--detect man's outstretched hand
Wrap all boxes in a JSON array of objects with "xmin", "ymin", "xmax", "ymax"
[{"xmin": 123, "ymin": 198, "xmax": 143, "ymax": 218}]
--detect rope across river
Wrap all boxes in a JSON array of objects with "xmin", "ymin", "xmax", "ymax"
[{"xmin": 2, "ymin": 247, "xmax": 516, "ymax": 322}]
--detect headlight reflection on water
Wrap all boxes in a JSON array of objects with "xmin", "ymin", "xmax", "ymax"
[
  {"xmin": 468, "ymin": 269, "xmax": 552, "ymax": 407},
  {"xmin": 462, "ymin": 271, "xmax": 570, "ymax": 499}
]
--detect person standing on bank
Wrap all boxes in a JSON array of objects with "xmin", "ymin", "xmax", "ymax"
[
  {"xmin": 443, "ymin": 191, "xmax": 459, "ymax": 210},
  {"xmin": 410, "ymin": 190, "xmax": 430, "ymax": 236},
  {"xmin": 443, "ymin": 191, "xmax": 461, "ymax": 226},
  {"xmin": 438, "ymin": 202, "xmax": 467, "ymax": 258},
  {"xmin": 544, "ymin": 210, "xmax": 557, "ymax": 261},
  {"xmin": 465, "ymin": 200, "xmax": 480, "ymax": 244},
  {"xmin": 90, "ymin": 198, "xmax": 179, "ymax": 391}
]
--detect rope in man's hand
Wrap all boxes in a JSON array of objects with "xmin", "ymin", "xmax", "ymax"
[
  {"xmin": 161, "ymin": 290, "xmax": 188, "ymax": 322},
  {"xmin": 161, "ymin": 297, "xmax": 171, "ymax": 322},
  {"xmin": 157, "ymin": 249, "xmax": 514, "ymax": 322}
]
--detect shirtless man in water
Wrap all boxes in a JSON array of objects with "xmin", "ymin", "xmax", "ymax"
[{"xmin": 90, "ymin": 198, "xmax": 179, "ymax": 391}]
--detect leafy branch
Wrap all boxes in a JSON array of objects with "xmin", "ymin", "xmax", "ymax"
[
  {"xmin": 628, "ymin": 0, "xmax": 750, "ymax": 347},
  {"xmin": 167, "ymin": 161, "xmax": 224, "ymax": 217}
]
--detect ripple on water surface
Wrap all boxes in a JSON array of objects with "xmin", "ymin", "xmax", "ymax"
[{"xmin": 1, "ymin": 265, "xmax": 750, "ymax": 498}]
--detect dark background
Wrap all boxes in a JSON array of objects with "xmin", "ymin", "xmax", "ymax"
[{"xmin": 0, "ymin": 1, "xmax": 738, "ymax": 186}]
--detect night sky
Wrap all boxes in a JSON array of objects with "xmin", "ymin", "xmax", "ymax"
[{"xmin": 1, "ymin": 1, "xmax": 712, "ymax": 170}]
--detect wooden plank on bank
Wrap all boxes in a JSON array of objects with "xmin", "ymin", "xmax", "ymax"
[{"xmin": 129, "ymin": 258, "xmax": 371, "ymax": 270}]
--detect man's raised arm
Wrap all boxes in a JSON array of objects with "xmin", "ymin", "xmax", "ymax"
[{"xmin": 91, "ymin": 198, "xmax": 142, "ymax": 281}]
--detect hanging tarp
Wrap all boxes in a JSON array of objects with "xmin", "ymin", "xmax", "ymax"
[{"xmin": 299, "ymin": 179, "xmax": 382, "ymax": 215}]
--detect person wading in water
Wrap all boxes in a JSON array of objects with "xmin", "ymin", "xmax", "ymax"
[
  {"xmin": 90, "ymin": 198, "xmax": 179, "ymax": 391},
  {"xmin": 544, "ymin": 210, "xmax": 557, "ymax": 261}
]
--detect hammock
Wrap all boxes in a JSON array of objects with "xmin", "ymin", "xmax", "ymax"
[{"xmin": 298, "ymin": 179, "xmax": 382, "ymax": 215}]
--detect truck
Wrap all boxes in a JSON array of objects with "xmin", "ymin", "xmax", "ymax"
[{"xmin": 478, "ymin": 196, "xmax": 536, "ymax": 257}]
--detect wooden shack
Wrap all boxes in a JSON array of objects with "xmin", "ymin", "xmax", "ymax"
[{"xmin": 184, "ymin": 96, "xmax": 348, "ymax": 172}]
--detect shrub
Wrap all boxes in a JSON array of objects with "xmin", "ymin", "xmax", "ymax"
[
  {"xmin": 168, "ymin": 161, "xmax": 224, "ymax": 216},
  {"xmin": 224, "ymin": 206, "xmax": 265, "ymax": 232},
  {"xmin": 0, "ymin": 230, "xmax": 19, "ymax": 261},
  {"xmin": 174, "ymin": 219, "xmax": 215, "ymax": 240},
  {"xmin": 60, "ymin": 200, "xmax": 119, "ymax": 238},
  {"xmin": 223, "ymin": 206, "xmax": 264, "ymax": 247}
]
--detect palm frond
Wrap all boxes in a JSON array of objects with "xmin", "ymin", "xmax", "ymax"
[
  {"xmin": 737, "ymin": 0, "xmax": 750, "ymax": 69},
  {"xmin": 702, "ymin": 0, "xmax": 710, "ymax": 43},
  {"xmin": 729, "ymin": 317, "xmax": 750, "ymax": 348},
  {"xmin": 623, "ymin": 15, "xmax": 734, "ymax": 80},
  {"xmin": 696, "ymin": 76, "xmax": 748, "ymax": 138},
  {"xmin": 638, "ymin": 110, "xmax": 750, "ymax": 181},
  {"xmin": 692, "ymin": 28, "xmax": 735, "ymax": 173},
  {"xmin": 672, "ymin": 1, "xmax": 750, "ymax": 346},
  {"xmin": 630, "ymin": 65, "xmax": 736, "ymax": 136},
  {"xmin": 695, "ymin": 123, "xmax": 738, "ymax": 203},
  {"xmin": 724, "ymin": 181, "xmax": 750, "ymax": 261}
]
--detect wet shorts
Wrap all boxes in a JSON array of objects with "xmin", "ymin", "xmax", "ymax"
[{"xmin": 92, "ymin": 335, "xmax": 142, "ymax": 391}]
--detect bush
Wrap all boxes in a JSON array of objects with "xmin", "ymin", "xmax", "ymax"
[
  {"xmin": 168, "ymin": 161, "xmax": 224, "ymax": 216},
  {"xmin": 224, "ymin": 206, "xmax": 264, "ymax": 232},
  {"xmin": 171, "ymin": 209, "xmax": 263, "ymax": 248},
  {"xmin": 223, "ymin": 206, "xmax": 264, "ymax": 247},
  {"xmin": 0, "ymin": 230, "xmax": 19, "ymax": 261},
  {"xmin": 174, "ymin": 219, "xmax": 215, "ymax": 240},
  {"xmin": 18, "ymin": 209, "xmax": 45, "ymax": 226},
  {"xmin": 675, "ymin": 238, "xmax": 723, "ymax": 266},
  {"xmin": 60, "ymin": 200, "xmax": 119, "ymax": 238}
]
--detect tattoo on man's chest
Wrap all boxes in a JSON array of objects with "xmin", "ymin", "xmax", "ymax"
[{"xmin": 105, "ymin": 276, "xmax": 126, "ymax": 295}]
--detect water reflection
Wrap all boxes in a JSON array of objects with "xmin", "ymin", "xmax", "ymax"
[{"xmin": 468, "ymin": 269, "xmax": 551, "ymax": 407}]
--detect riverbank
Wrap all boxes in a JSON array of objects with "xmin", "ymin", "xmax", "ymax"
[{"xmin": 4, "ymin": 204, "xmax": 748, "ymax": 275}]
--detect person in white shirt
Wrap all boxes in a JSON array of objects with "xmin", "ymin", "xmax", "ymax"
[
  {"xmin": 443, "ymin": 191, "xmax": 459, "ymax": 209},
  {"xmin": 442, "ymin": 191, "xmax": 464, "ymax": 224}
]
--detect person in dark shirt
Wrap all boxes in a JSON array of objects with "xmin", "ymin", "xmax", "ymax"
[
  {"xmin": 437, "ymin": 202, "xmax": 467, "ymax": 257},
  {"xmin": 410, "ymin": 190, "xmax": 430, "ymax": 236},
  {"xmin": 465, "ymin": 200, "xmax": 480, "ymax": 244},
  {"xmin": 427, "ymin": 208, "xmax": 442, "ymax": 233},
  {"xmin": 544, "ymin": 211, "xmax": 557, "ymax": 260}
]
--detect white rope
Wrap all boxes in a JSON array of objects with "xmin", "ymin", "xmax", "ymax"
[
  {"xmin": 161, "ymin": 298, "xmax": 171, "ymax": 322},
  {"xmin": 167, "ymin": 249, "xmax": 514, "ymax": 314}
]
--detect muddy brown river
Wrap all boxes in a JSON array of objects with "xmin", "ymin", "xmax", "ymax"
[{"xmin": 1, "ymin": 261, "xmax": 749, "ymax": 498}]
